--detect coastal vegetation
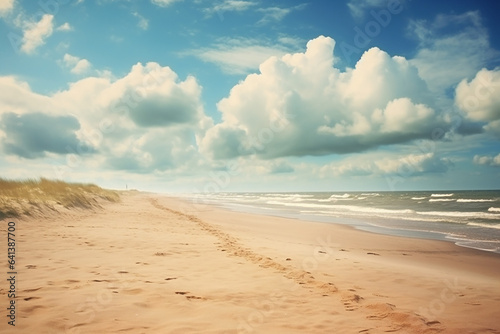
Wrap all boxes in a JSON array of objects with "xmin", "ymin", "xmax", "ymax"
[{"xmin": 0, "ymin": 178, "xmax": 119, "ymax": 219}]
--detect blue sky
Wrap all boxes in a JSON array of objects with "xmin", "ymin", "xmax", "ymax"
[{"xmin": 0, "ymin": 0, "xmax": 500, "ymax": 192}]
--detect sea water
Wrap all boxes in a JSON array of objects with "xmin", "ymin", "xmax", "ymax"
[{"xmin": 189, "ymin": 191, "xmax": 500, "ymax": 253}]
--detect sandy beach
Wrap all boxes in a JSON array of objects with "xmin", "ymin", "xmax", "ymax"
[{"xmin": 2, "ymin": 191, "xmax": 500, "ymax": 334}]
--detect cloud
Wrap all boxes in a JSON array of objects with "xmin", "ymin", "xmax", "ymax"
[
  {"xmin": 184, "ymin": 37, "xmax": 295, "ymax": 74},
  {"xmin": 0, "ymin": 0, "xmax": 14, "ymax": 17},
  {"xmin": 126, "ymin": 90, "xmax": 200, "ymax": 127},
  {"xmin": 347, "ymin": 0, "xmax": 387, "ymax": 18},
  {"xmin": 0, "ymin": 63, "xmax": 212, "ymax": 173},
  {"xmin": 62, "ymin": 53, "xmax": 92, "ymax": 75},
  {"xmin": 110, "ymin": 35, "xmax": 124, "ymax": 43},
  {"xmin": 54, "ymin": 62, "xmax": 212, "ymax": 172},
  {"xmin": 104, "ymin": 128, "xmax": 201, "ymax": 172},
  {"xmin": 240, "ymin": 158, "xmax": 295, "ymax": 175},
  {"xmin": 473, "ymin": 154, "xmax": 500, "ymax": 167},
  {"xmin": 95, "ymin": 62, "xmax": 207, "ymax": 128},
  {"xmin": 56, "ymin": 22, "xmax": 73, "ymax": 31},
  {"xmin": 20, "ymin": 14, "xmax": 54, "ymax": 54},
  {"xmin": 132, "ymin": 12, "xmax": 149, "ymax": 30},
  {"xmin": 455, "ymin": 68, "xmax": 500, "ymax": 136},
  {"xmin": 257, "ymin": 7, "xmax": 290, "ymax": 23},
  {"xmin": 0, "ymin": 112, "xmax": 88, "ymax": 159},
  {"xmin": 151, "ymin": 0, "xmax": 182, "ymax": 7},
  {"xmin": 257, "ymin": 4, "xmax": 306, "ymax": 25},
  {"xmin": 200, "ymin": 36, "xmax": 445, "ymax": 160},
  {"xmin": 0, "ymin": 76, "xmax": 53, "ymax": 115},
  {"xmin": 374, "ymin": 152, "xmax": 452, "ymax": 175},
  {"xmin": 455, "ymin": 68, "xmax": 500, "ymax": 122},
  {"xmin": 268, "ymin": 160, "xmax": 294, "ymax": 174},
  {"xmin": 409, "ymin": 11, "xmax": 499, "ymax": 92},
  {"xmin": 320, "ymin": 152, "xmax": 452, "ymax": 178},
  {"xmin": 204, "ymin": 0, "xmax": 256, "ymax": 16}
]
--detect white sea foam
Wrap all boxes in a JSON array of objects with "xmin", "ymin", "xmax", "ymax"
[
  {"xmin": 199, "ymin": 191, "xmax": 500, "ymax": 254},
  {"xmin": 467, "ymin": 222, "xmax": 500, "ymax": 229},
  {"xmin": 269, "ymin": 201, "xmax": 415, "ymax": 217},
  {"xmin": 329, "ymin": 194, "xmax": 351, "ymax": 199},
  {"xmin": 266, "ymin": 200, "xmax": 332, "ymax": 209},
  {"xmin": 317, "ymin": 194, "xmax": 355, "ymax": 202},
  {"xmin": 456, "ymin": 199, "xmax": 495, "ymax": 203},
  {"xmin": 334, "ymin": 205, "xmax": 414, "ymax": 215},
  {"xmin": 417, "ymin": 211, "xmax": 500, "ymax": 219},
  {"xmin": 455, "ymin": 242, "xmax": 500, "ymax": 253}
]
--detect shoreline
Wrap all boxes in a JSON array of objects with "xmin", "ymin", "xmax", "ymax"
[
  {"xmin": 170, "ymin": 194, "xmax": 500, "ymax": 271},
  {"xmin": 184, "ymin": 193, "xmax": 500, "ymax": 255},
  {"xmin": 3, "ymin": 191, "xmax": 499, "ymax": 333}
]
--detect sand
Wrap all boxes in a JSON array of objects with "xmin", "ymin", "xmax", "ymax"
[{"xmin": 1, "ymin": 191, "xmax": 499, "ymax": 333}]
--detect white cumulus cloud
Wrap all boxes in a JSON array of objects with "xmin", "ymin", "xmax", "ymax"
[
  {"xmin": 200, "ymin": 36, "xmax": 445, "ymax": 160},
  {"xmin": 0, "ymin": 0, "xmax": 14, "ymax": 17},
  {"xmin": 473, "ymin": 154, "xmax": 500, "ymax": 167},
  {"xmin": 62, "ymin": 53, "xmax": 92, "ymax": 75},
  {"xmin": 319, "ymin": 152, "xmax": 452, "ymax": 178},
  {"xmin": 455, "ymin": 68, "xmax": 500, "ymax": 136},
  {"xmin": 20, "ymin": 14, "xmax": 54, "ymax": 54},
  {"xmin": 0, "ymin": 63, "xmax": 213, "ymax": 174}
]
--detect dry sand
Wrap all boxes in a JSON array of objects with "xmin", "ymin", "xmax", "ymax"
[{"xmin": 1, "ymin": 191, "xmax": 500, "ymax": 333}]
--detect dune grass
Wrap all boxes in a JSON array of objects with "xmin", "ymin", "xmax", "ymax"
[{"xmin": 0, "ymin": 178, "xmax": 120, "ymax": 220}]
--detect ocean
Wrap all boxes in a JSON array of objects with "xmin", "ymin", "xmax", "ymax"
[{"xmin": 188, "ymin": 190, "xmax": 500, "ymax": 254}]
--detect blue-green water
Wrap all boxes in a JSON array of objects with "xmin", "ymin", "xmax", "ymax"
[{"xmin": 190, "ymin": 190, "xmax": 500, "ymax": 253}]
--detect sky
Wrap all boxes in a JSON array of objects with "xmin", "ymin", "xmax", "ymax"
[{"xmin": 0, "ymin": 0, "xmax": 500, "ymax": 193}]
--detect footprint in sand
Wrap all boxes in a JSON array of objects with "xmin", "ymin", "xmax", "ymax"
[
  {"xmin": 24, "ymin": 296, "xmax": 41, "ymax": 301},
  {"xmin": 341, "ymin": 293, "xmax": 364, "ymax": 311},
  {"xmin": 175, "ymin": 292, "xmax": 206, "ymax": 300},
  {"xmin": 365, "ymin": 303, "xmax": 394, "ymax": 320},
  {"xmin": 186, "ymin": 295, "xmax": 206, "ymax": 300}
]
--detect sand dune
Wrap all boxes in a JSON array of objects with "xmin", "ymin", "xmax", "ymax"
[{"xmin": 1, "ymin": 192, "xmax": 499, "ymax": 333}]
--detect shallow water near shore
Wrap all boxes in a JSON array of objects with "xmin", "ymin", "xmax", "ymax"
[{"xmin": 188, "ymin": 190, "xmax": 500, "ymax": 253}]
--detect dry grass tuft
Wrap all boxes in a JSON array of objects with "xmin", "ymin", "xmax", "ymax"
[{"xmin": 0, "ymin": 177, "xmax": 120, "ymax": 220}]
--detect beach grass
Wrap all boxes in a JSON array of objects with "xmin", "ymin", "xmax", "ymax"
[{"xmin": 0, "ymin": 177, "xmax": 120, "ymax": 219}]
